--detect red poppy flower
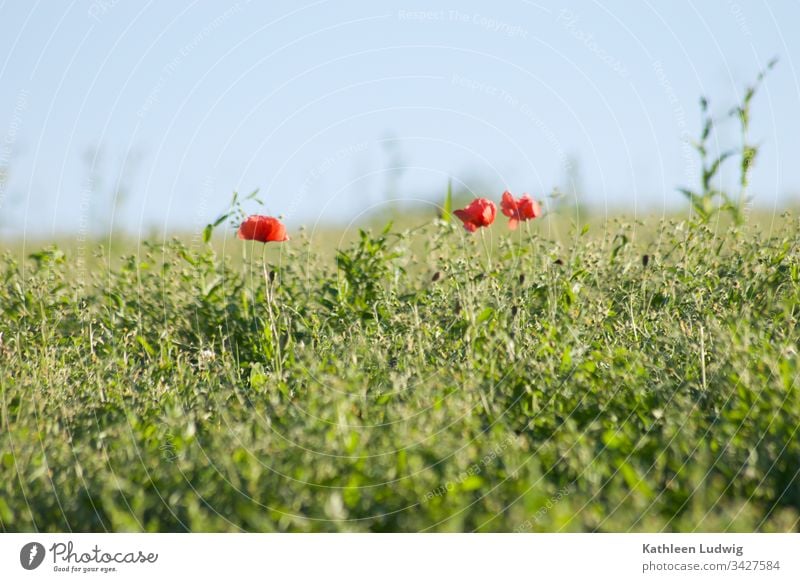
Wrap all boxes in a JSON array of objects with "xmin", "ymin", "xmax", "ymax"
[
  {"xmin": 237, "ymin": 215, "xmax": 289, "ymax": 242},
  {"xmin": 453, "ymin": 198, "xmax": 496, "ymax": 232},
  {"xmin": 500, "ymin": 191, "xmax": 542, "ymax": 230}
]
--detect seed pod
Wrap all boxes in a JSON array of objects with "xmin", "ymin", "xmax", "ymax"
[
  {"xmin": 642, "ymin": 254, "xmax": 650, "ymax": 267},
  {"xmin": 432, "ymin": 271, "xmax": 441, "ymax": 282},
  {"xmin": 518, "ymin": 273, "xmax": 525, "ymax": 284}
]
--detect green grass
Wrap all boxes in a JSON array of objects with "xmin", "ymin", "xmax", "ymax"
[{"xmin": 1, "ymin": 213, "xmax": 799, "ymax": 532}]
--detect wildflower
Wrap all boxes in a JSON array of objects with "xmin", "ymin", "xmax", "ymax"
[
  {"xmin": 454, "ymin": 198, "xmax": 496, "ymax": 232},
  {"xmin": 237, "ymin": 215, "xmax": 288, "ymax": 242},
  {"xmin": 500, "ymin": 191, "xmax": 541, "ymax": 229},
  {"xmin": 198, "ymin": 349, "xmax": 216, "ymax": 369}
]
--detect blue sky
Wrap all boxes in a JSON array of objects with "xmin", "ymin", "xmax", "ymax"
[{"xmin": 0, "ymin": 0, "xmax": 798, "ymax": 238}]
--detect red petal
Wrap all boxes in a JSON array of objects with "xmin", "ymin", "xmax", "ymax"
[
  {"xmin": 238, "ymin": 215, "xmax": 288, "ymax": 243},
  {"xmin": 454, "ymin": 208, "xmax": 471, "ymax": 222},
  {"xmin": 481, "ymin": 202, "xmax": 496, "ymax": 225},
  {"xmin": 500, "ymin": 191, "xmax": 516, "ymax": 217}
]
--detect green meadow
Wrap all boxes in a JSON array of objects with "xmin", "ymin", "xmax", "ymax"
[{"xmin": 1, "ymin": 209, "xmax": 798, "ymax": 531}]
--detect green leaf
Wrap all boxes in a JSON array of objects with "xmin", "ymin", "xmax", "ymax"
[
  {"xmin": 560, "ymin": 347, "xmax": 572, "ymax": 372},
  {"xmin": 202, "ymin": 276, "xmax": 222, "ymax": 298},
  {"xmin": 602, "ymin": 429, "xmax": 624, "ymax": 449},
  {"xmin": 213, "ymin": 213, "xmax": 230, "ymax": 227},
  {"xmin": 249, "ymin": 363, "xmax": 268, "ymax": 390},
  {"xmin": 619, "ymin": 462, "xmax": 654, "ymax": 498},
  {"xmin": 476, "ymin": 307, "xmax": 495, "ymax": 323},
  {"xmin": 704, "ymin": 150, "xmax": 734, "ymax": 185},
  {"xmin": 202, "ymin": 224, "xmax": 213, "ymax": 244},
  {"xmin": 611, "ymin": 234, "xmax": 628, "ymax": 259},
  {"xmin": 136, "ymin": 335, "xmax": 155, "ymax": 357},
  {"xmin": 0, "ymin": 497, "xmax": 13, "ymax": 523},
  {"xmin": 461, "ymin": 475, "xmax": 484, "ymax": 491},
  {"xmin": 441, "ymin": 179, "xmax": 452, "ymax": 223}
]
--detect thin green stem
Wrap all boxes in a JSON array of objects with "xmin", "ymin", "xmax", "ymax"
[
  {"xmin": 480, "ymin": 227, "xmax": 492, "ymax": 271},
  {"xmin": 262, "ymin": 244, "xmax": 283, "ymax": 378}
]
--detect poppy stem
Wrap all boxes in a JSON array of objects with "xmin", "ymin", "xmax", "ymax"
[
  {"xmin": 480, "ymin": 227, "xmax": 492, "ymax": 270},
  {"xmin": 262, "ymin": 245, "xmax": 282, "ymax": 378},
  {"xmin": 525, "ymin": 220, "xmax": 532, "ymax": 250}
]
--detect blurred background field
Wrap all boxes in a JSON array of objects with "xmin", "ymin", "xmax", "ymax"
[
  {"xmin": 5, "ymin": 203, "xmax": 799, "ymax": 269},
  {"xmin": 1, "ymin": 2, "xmax": 799, "ymax": 240}
]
